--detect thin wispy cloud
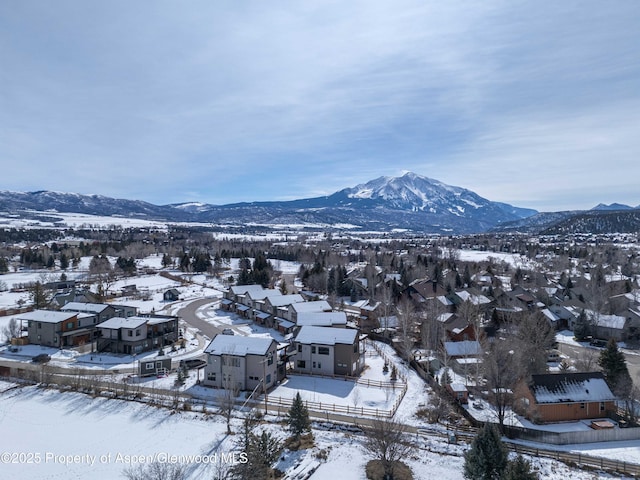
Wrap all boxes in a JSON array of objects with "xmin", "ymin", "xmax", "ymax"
[{"xmin": 1, "ymin": 1, "xmax": 639, "ymax": 210}]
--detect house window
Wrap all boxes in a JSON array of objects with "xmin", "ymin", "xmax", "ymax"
[
  {"xmin": 67, "ymin": 322, "xmax": 74, "ymax": 329},
  {"xmin": 135, "ymin": 329, "xmax": 141, "ymax": 337},
  {"xmin": 297, "ymin": 344, "xmax": 302, "ymax": 352},
  {"xmin": 297, "ymin": 360, "xmax": 306, "ymax": 369},
  {"xmin": 318, "ymin": 346, "xmax": 330, "ymax": 355},
  {"xmin": 128, "ymin": 330, "xmax": 133, "ymax": 337},
  {"xmin": 267, "ymin": 353, "xmax": 274, "ymax": 366},
  {"xmin": 312, "ymin": 362, "xmax": 316, "ymax": 368},
  {"xmin": 146, "ymin": 363, "xmax": 153, "ymax": 370},
  {"xmin": 38, "ymin": 322, "xmax": 42, "ymax": 329},
  {"xmin": 222, "ymin": 357, "xmax": 240, "ymax": 368},
  {"xmin": 580, "ymin": 403, "xmax": 585, "ymax": 409},
  {"xmin": 600, "ymin": 402, "xmax": 605, "ymax": 412},
  {"xmin": 354, "ymin": 343, "xmax": 358, "ymax": 353},
  {"xmin": 311, "ymin": 346, "xmax": 316, "ymax": 354},
  {"xmin": 54, "ymin": 336, "xmax": 58, "ymax": 344},
  {"xmin": 266, "ymin": 374, "xmax": 271, "ymax": 384},
  {"xmin": 337, "ymin": 363, "xmax": 347, "ymax": 368},
  {"xmin": 207, "ymin": 372, "xmax": 216, "ymax": 381}
]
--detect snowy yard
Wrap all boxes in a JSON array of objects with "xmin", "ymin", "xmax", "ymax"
[{"xmin": 0, "ymin": 380, "xmax": 628, "ymax": 480}]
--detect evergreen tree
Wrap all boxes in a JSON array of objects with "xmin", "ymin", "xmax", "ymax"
[
  {"xmin": 572, "ymin": 309, "xmax": 589, "ymax": 341},
  {"xmin": 59, "ymin": 253, "xmax": 69, "ymax": 270},
  {"xmin": 29, "ymin": 281, "xmax": 49, "ymax": 309},
  {"xmin": 463, "ymin": 423, "xmax": 508, "ymax": 480},
  {"xmin": 599, "ymin": 339, "xmax": 632, "ymax": 396},
  {"xmin": 502, "ymin": 455, "xmax": 538, "ymax": 480},
  {"xmin": 287, "ymin": 392, "xmax": 311, "ymax": 439}
]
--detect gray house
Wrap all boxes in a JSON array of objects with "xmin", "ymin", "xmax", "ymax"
[
  {"xmin": 138, "ymin": 356, "xmax": 172, "ymax": 377},
  {"xmin": 61, "ymin": 302, "xmax": 118, "ymax": 323},
  {"xmin": 203, "ymin": 335, "xmax": 278, "ymax": 392},
  {"xmin": 292, "ymin": 326, "xmax": 362, "ymax": 377},
  {"xmin": 22, "ymin": 310, "xmax": 95, "ymax": 348},
  {"xmin": 97, "ymin": 315, "xmax": 179, "ymax": 354}
]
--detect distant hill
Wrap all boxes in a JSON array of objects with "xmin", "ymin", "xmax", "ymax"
[
  {"xmin": 493, "ymin": 208, "xmax": 640, "ymax": 235},
  {"xmin": 591, "ymin": 203, "xmax": 635, "ymax": 211}
]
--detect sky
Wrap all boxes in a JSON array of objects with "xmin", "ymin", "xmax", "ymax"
[{"xmin": 1, "ymin": 1, "xmax": 639, "ymax": 212}]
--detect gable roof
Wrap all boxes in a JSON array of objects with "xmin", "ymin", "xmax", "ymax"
[
  {"xmin": 204, "ymin": 335, "xmax": 275, "ymax": 356},
  {"xmin": 230, "ymin": 285, "xmax": 267, "ymax": 297},
  {"xmin": 295, "ymin": 326, "xmax": 358, "ymax": 346},
  {"xmin": 296, "ymin": 311, "xmax": 347, "ymax": 327},
  {"xmin": 530, "ymin": 372, "xmax": 616, "ymax": 404},
  {"xmin": 290, "ymin": 300, "xmax": 332, "ymax": 314},
  {"xmin": 443, "ymin": 340, "xmax": 482, "ymax": 357},
  {"xmin": 264, "ymin": 294, "xmax": 305, "ymax": 307}
]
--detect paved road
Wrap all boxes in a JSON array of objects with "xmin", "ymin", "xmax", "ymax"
[
  {"xmin": 559, "ymin": 341, "xmax": 640, "ymax": 385},
  {"xmin": 176, "ymin": 297, "xmax": 222, "ymax": 340}
]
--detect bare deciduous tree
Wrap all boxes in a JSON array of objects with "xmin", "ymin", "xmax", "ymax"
[
  {"xmin": 122, "ymin": 461, "xmax": 186, "ymax": 480},
  {"xmin": 363, "ymin": 417, "xmax": 414, "ymax": 480}
]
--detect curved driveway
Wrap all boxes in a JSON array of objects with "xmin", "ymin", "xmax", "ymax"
[{"xmin": 176, "ymin": 297, "xmax": 222, "ymax": 340}]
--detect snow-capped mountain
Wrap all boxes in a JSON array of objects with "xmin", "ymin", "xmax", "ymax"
[{"xmin": 0, "ymin": 173, "xmax": 538, "ymax": 233}]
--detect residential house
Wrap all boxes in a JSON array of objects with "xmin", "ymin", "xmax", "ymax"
[
  {"xmin": 61, "ymin": 302, "xmax": 118, "ymax": 324},
  {"xmin": 97, "ymin": 314, "xmax": 179, "ymax": 354},
  {"xmin": 22, "ymin": 310, "xmax": 96, "ymax": 348},
  {"xmin": 286, "ymin": 300, "xmax": 332, "ymax": 323},
  {"xmin": 96, "ymin": 316, "xmax": 149, "ymax": 354},
  {"xmin": 163, "ymin": 289, "xmax": 180, "ymax": 302},
  {"xmin": 138, "ymin": 356, "xmax": 172, "ymax": 377},
  {"xmin": 203, "ymin": 335, "xmax": 278, "ymax": 391},
  {"xmin": 292, "ymin": 325, "xmax": 362, "ymax": 376},
  {"xmin": 295, "ymin": 311, "xmax": 347, "ymax": 328},
  {"xmin": 515, "ymin": 372, "xmax": 617, "ymax": 424},
  {"xmin": 445, "ymin": 382, "xmax": 469, "ymax": 404}
]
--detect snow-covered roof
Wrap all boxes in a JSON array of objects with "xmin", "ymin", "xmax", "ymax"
[
  {"xmin": 295, "ymin": 326, "xmax": 358, "ymax": 346},
  {"xmin": 443, "ymin": 340, "xmax": 482, "ymax": 357},
  {"xmin": 230, "ymin": 285, "xmax": 267, "ymax": 297},
  {"xmin": 541, "ymin": 308, "xmax": 561, "ymax": 323},
  {"xmin": 98, "ymin": 316, "xmax": 148, "ymax": 330},
  {"xmin": 594, "ymin": 314, "xmax": 627, "ymax": 330},
  {"xmin": 436, "ymin": 296, "xmax": 454, "ymax": 306},
  {"xmin": 449, "ymin": 383, "xmax": 468, "ymax": 392},
  {"xmin": 531, "ymin": 373, "xmax": 616, "ymax": 404},
  {"xmin": 456, "ymin": 290, "xmax": 491, "ymax": 305},
  {"xmin": 19, "ymin": 310, "xmax": 77, "ymax": 324},
  {"xmin": 61, "ymin": 302, "xmax": 110, "ymax": 313},
  {"xmin": 265, "ymin": 294, "xmax": 305, "ymax": 307},
  {"xmin": 290, "ymin": 300, "xmax": 332, "ymax": 314},
  {"xmin": 204, "ymin": 335, "xmax": 275, "ymax": 356},
  {"xmin": 436, "ymin": 313, "xmax": 455, "ymax": 323},
  {"xmin": 296, "ymin": 311, "xmax": 347, "ymax": 327}
]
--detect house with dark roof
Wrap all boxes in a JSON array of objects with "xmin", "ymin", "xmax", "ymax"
[{"xmin": 515, "ymin": 372, "xmax": 617, "ymax": 424}]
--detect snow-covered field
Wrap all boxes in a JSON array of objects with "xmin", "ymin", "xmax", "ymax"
[{"xmin": 0, "ymin": 381, "xmax": 629, "ymax": 480}]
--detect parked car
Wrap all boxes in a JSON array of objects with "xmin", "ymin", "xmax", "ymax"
[
  {"xmin": 590, "ymin": 338, "xmax": 607, "ymax": 348},
  {"xmin": 31, "ymin": 354, "xmax": 51, "ymax": 363},
  {"xmin": 221, "ymin": 328, "xmax": 234, "ymax": 335}
]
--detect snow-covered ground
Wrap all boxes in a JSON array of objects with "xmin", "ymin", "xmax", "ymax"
[{"xmin": 0, "ymin": 380, "xmax": 628, "ymax": 480}]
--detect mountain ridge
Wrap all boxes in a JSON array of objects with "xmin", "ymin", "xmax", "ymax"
[{"xmin": 0, "ymin": 172, "xmax": 546, "ymax": 233}]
